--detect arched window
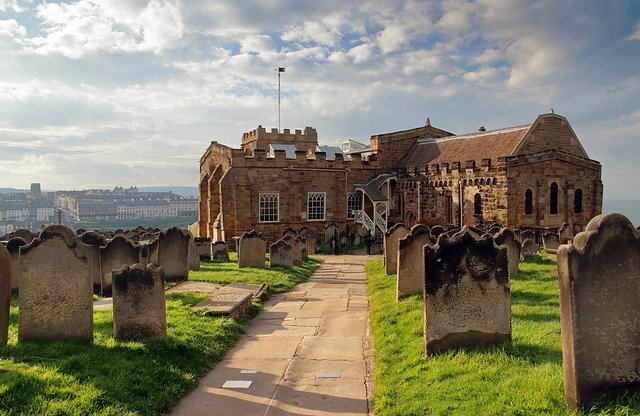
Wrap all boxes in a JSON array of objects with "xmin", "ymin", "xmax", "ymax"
[
  {"xmin": 525, "ymin": 188, "xmax": 533, "ymax": 215},
  {"xmin": 347, "ymin": 192, "xmax": 362, "ymax": 219},
  {"xmin": 550, "ymin": 182, "xmax": 558, "ymax": 214},
  {"xmin": 474, "ymin": 193, "xmax": 482, "ymax": 215},
  {"xmin": 574, "ymin": 189, "xmax": 583, "ymax": 213}
]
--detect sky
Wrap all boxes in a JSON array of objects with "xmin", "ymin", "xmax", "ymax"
[{"xmin": 0, "ymin": 0, "xmax": 639, "ymax": 199}]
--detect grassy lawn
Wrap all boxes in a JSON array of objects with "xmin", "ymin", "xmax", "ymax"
[
  {"xmin": 367, "ymin": 256, "xmax": 640, "ymax": 416},
  {"xmin": 0, "ymin": 256, "xmax": 320, "ymax": 415}
]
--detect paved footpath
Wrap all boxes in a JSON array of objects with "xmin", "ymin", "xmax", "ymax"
[{"xmin": 170, "ymin": 255, "xmax": 374, "ymax": 416}]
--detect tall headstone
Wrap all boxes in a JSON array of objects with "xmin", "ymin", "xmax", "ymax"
[
  {"xmin": 156, "ymin": 227, "xmax": 189, "ymax": 281},
  {"xmin": 237, "ymin": 230, "xmax": 266, "ymax": 268},
  {"xmin": 559, "ymin": 222, "xmax": 575, "ymax": 244},
  {"xmin": 100, "ymin": 235, "xmax": 141, "ymax": 296},
  {"xmin": 384, "ymin": 223, "xmax": 410, "ymax": 275},
  {"xmin": 424, "ymin": 230, "xmax": 510, "ymax": 354},
  {"xmin": 187, "ymin": 232, "xmax": 200, "ymax": 271},
  {"xmin": 194, "ymin": 237, "xmax": 211, "ymax": 260},
  {"xmin": 283, "ymin": 235, "xmax": 302, "ymax": 265},
  {"xmin": 6, "ymin": 237, "xmax": 26, "ymax": 292},
  {"xmin": 112, "ymin": 263, "xmax": 166, "ymax": 341},
  {"xmin": 396, "ymin": 224, "xmax": 432, "ymax": 300},
  {"xmin": 269, "ymin": 239, "xmax": 293, "ymax": 268},
  {"xmin": 80, "ymin": 231, "xmax": 107, "ymax": 294},
  {"xmin": 558, "ymin": 213, "xmax": 640, "ymax": 411},
  {"xmin": 299, "ymin": 227, "xmax": 317, "ymax": 255},
  {"xmin": 0, "ymin": 244, "xmax": 11, "ymax": 345},
  {"xmin": 19, "ymin": 225, "xmax": 93, "ymax": 341},
  {"xmin": 494, "ymin": 228, "xmax": 522, "ymax": 278}
]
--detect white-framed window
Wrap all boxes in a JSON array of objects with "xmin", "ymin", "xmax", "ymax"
[
  {"xmin": 307, "ymin": 192, "xmax": 326, "ymax": 221},
  {"xmin": 347, "ymin": 192, "xmax": 362, "ymax": 219},
  {"xmin": 259, "ymin": 193, "xmax": 279, "ymax": 222}
]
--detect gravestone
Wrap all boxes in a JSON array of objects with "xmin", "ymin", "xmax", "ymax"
[
  {"xmin": 542, "ymin": 231, "xmax": 561, "ymax": 254},
  {"xmin": 0, "ymin": 244, "xmax": 10, "ymax": 344},
  {"xmin": 6, "ymin": 237, "xmax": 26, "ymax": 292},
  {"xmin": 194, "ymin": 237, "xmax": 211, "ymax": 260},
  {"xmin": 282, "ymin": 227, "xmax": 297, "ymax": 238},
  {"xmin": 100, "ymin": 235, "xmax": 141, "ymax": 296},
  {"xmin": 112, "ymin": 263, "xmax": 166, "ymax": 341},
  {"xmin": 298, "ymin": 237, "xmax": 308, "ymax": 260},
  {"xmin": 283, "ymin": 235, "xmax": 302, "ymax": 265},
  {"xmin": 559, "ymin": 222, "xmax": 574, "ymax": 244},
  {"xmin": 423, "ymin": 229, "xmax": 510, "ymax": 354},
  {"xmin": 557, "ymin": 213, "xmax": 640, "ymax": 411},
  {"xmin": 430, "ymin": 225, "xmax": 446, "ymax": 240},
  {"xmin": 75, "ymin": 228, "xmax": 86, "ymax": 236},
  {"xmin": 156, "ymin": 227, "xmax": 189, "ymax": 281},
  {"xmin": 521, "ymin": 240, "xmax": 539, "ymax": 261},
  {"xmin": 19, "ymin": 225, "xmax": 93, "ymax": 341},
  {"xmin": 488, "ymin": 226, "xmax": 501, "ymax": 236},
  {"xmin": 211, "ymin": 241, "xmax": 229, "ymax": 260},
  {"xmin": 80, "ymin": 231, "xmax": 107, "ymax": 294},
  {"xmin": 10, "ymin": 229, "xmax": 34, "ymax": 244},
  {"xmin": 238, "ymin": 230, "xmax": 266, "ymax": 268},
  {"xmin": 325, "ymin": 223, "xmax": 339, "ymax": 243},
  {"xmin": 187, "ymin": 233, "xmax": 200, "ymax": 271},
  {"xmin": 299, "ymin": 227, "xmax": 317, "ymax": 255},
  {"xmin": 494, "ymin": 228, "xmax": 522, "ymax": 278},
  {"xmin": 269, "ymin": 239, "xmax": 293, "ymax": 268},
  {"xmin": 520, "ymin": 229, "xmax": 536, "ymax": 243},
  {"xmin": 384, "ymin": 223, "xmax": 410, "ymax": 275},
  {"xmin": 396, "ymin": 224, "xmax": 432, "ymax": 299}
]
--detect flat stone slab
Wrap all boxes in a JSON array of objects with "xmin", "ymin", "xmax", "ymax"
[
  {"xmin": 167, "ymin": 281, "xmax": 222, "ymax": 293},
  {"xmin": 93, "ymin": 298, "xmax": 113, "ymax": 310},
  {"xmin": 193, "ymin": 288, "xmax": 253, "ymax": 319},
  {"xmin": 226, "ymin": 283, "xmax": 269, "ymax": 300}
]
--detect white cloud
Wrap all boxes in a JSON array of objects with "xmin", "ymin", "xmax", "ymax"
[
  {"xmin": 139, "ymin": 0, "xmax": 184, "ymax": 53},
  {"xmin": 628, "ymin": 21, "xmax": 640, "ymax": 41},
  {"xmin": 240, "ymin": 34, "xmax": 274, "ymax": 54},
  {"xmin": 402, "ymin": 50, "xmax": 443, "ymax": 75},
  {"xmin": 347, "ymin": 43, "xmax": 375, "ymax": 64},
  {"xmin": 282, "ymin": 21, "xmax": 342, "ymax": 46},
  {"xmin": 0, "ymin": 19, "xmax": 26, "ymax": 38},
  {"xmin": 505, "ymin": 34, "xmax": 567, "ymax": 88}
]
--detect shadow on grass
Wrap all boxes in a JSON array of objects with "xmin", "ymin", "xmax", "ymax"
[
  {"xmin": 512, "ymin": 289, "xmax": 559, "ymax": 306},
  {"xmin": 504, "ymin": 342, "xmax": 563, "ymax": 365},
  {"xmin": 516, "ymin": 268, "xmax": 557, "ymax": 282},
  {"xmin": 512, "ymin": 312, "xmax": 560, "ymax": 323}
]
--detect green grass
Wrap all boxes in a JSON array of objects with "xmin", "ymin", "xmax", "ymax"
[
  {"xmin": 0, "ymin": 256, "xmax": 320, "ymax": 415},
  {"xmin": 367, "ymin": 256, "xmax": 640, "ymax": 416}
]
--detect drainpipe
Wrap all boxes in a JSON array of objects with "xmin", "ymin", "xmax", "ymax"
[
  {"xmin": 417, "ymin": 179, "xmax": 421, "ymax": 223},
  {"xmin": 458, "ymin": 180, "xmax": 464, "ymax": 226}
]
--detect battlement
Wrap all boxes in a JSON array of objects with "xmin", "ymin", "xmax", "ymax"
[
  {"xmin": 405, "ymin": 157, "xmax": 508, "ymax": 179},
  {"xmin": 241, "ymin": 125, "xmax": 319, "ymax": 154},
  {"xmin": 228, "ymin": 147, "xmax": 376, "ymax": 170}
]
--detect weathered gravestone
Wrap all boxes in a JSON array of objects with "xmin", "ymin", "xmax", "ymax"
[
  {"xmin": 494, "ymin": 228, "xmax": 522, "ymax": 278},
  {"xmin": 488, "ymin": 226, "xmax": 501, "ymax": 236},
  {"xmin": 542, "ymin": 231, "xmax": 561, "ymax": 254},
  {"xmin": 270, "ymin": 239, "xmax": 293, "ymax": 268},
  {"xmin": 156, "ymin": 227, "xmax": 189, "ymax": 281},
  {"xmin": 559, "ymin": 222, "xmax": 574, "ymax": 244},
  {"xmin": 283, "ymin": 235, "xmax": 302, "ymax": 265},
  {"xmin": 521, "ymin": 239, "xmax": 539, "ymax": 261},
  {"xmin": 423, "ymin": 229, "xmax": 510, "ymax": 354},
  {"xmin": 299, "ymin": 227, "xmax": 317, "ymax": 255},
  {"xmin": 6, "ymin": 237, "xmax": 26, "ymax": 292},
  {"xmin": 0, "ymin": 243, "xmax": 11, "ymax": 345},
  {"xmin": 19, "ymin": 225, "xmax": 93, "ymax": 341},
  {"xmin": 238, "ymin": 230, "xmax": 266, "ymax": 268},
  {"xmin": 384, "ymin": 223, "xmax": 410, "ymax": 275},
  {"xmin": 112, "ymin": 263, "xmax": 166, "ymax": 341},
  {"xmin": 396, "ymin": 224, "xmax": 431, "ymax": 300},
  {"xmin": 211, "ymin": 241, "xmax": 229, "ymax": 260},
  {"xmin": 282, "ymin": 227, "xmax": 297, "ymax": 238},
  {"xmin": 187, "ymin": 232, "xmax": 200, "ymax": 271},
  {"xmin": 80, "ymin": 231, "xmax": 107, "ymax": 294},
  {"xmin": 325, "ymin": 223, "xmax": 339, "ymax": 244},
  {"xmin": 100, "ymin": 235, "xmax": 141, "ymax": 296},
  {"xmin": 10, "ymin": 229, "xmax": 34, "ymax": 244},
  {"xmin": 430, "ymin": 225, "xmax": 446, "ymax": 240},
  {"xmin": 558, "ymin": 213, "xmax": 640, "ymax": 412},
  {"xmin": 194, "ymin": 237, "xmax": 211, "ymax": 260},
  {"xmin": 298, "ymin": 237, "xmax": 308, "ymax": 260}
]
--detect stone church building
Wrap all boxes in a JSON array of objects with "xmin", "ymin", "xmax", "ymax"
[{"xmin": 197, "ymin": 112, "xmax": 602, "ymax": 244}]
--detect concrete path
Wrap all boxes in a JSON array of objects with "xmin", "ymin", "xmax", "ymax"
[{"xmin": 170, "ymin": 255, "xmax": 374, "ymax": 416}]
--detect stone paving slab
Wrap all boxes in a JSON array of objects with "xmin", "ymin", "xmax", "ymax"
[{"xmin": 170, "ymin": 255, "xmax": 374, "ymax": 416}]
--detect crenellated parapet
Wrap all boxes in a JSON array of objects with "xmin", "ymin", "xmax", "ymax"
[
  {"xmin": 241, "ymin": 125, "xmax": 319, "ymax": 154},
  {"xmin": 228, "ymin": 147, "xmax": 377, "ymax": 171}
]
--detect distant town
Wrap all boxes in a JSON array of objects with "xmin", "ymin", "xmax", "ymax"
[{"xmin": 0, "ymin": 184, "xmax": 198, "ymax": 235}]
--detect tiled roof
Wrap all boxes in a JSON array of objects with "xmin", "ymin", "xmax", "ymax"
[
  {"xmin": 316, "ymin": 145, "xmax": 347, "ymax": 161},
  {"xmin": 401, "ymin": 125, "xmax": 531, "ymax": 168}
]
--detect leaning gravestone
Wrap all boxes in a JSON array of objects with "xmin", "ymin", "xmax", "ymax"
[
  {"xmin": 19, "ymin": 225, "xmax": 93, "ymax": 341},
  {"xmin": 559, "ymin": 222, "xmax": 574, "ymax": 244},
  {"xmin": 6, "ymin": 237, "xmax": 26, "ymax": 292},
  {"xmin": 557, "ymin": 213, "xmax": 640, "ymax": 412},
  {"xmin": 157, "ymin": 227, "xmax": 190, "ymax": 281},
  {"xmin": 521, "ymin": 239, "xmax": 539, "ymax": 261},
  {"xmin": 384, "ymin": 223, "xmax": 410, "ymax": 275},
  {"xmin": 187, "ymin": 233, "xmax": 200, "ymax": 271},
  {"xmin": 396, "ymin": 224, "xmax": 432, "ymax": 299},
  {"xmin": 494, "ymin": 228, "xmax": 522, "ymax": 278},
  {"xmin": 80, "ymin": 231, "xmax": 107, "ymax": 294},
  {"xmin": 283, "ymin": 235, "xmax": 302, "ymax": 265},
  {"xmin": 211, "ymin": 241, "xmax": 229, "ymax": 260},
  {"xmin": 100, "ymin": 235, "xmax": 141, "ymax": 296},
  {"xmin": 112, "ymin": 263, "xmax": 166, "ymax": 341},
  {"xmin": 423, "ymin": 229, "xmax": 510, "ymax": 354},
  {"xmin": 237, "ymin": 230, "xmax": 266, "ymax": 268},
  {"xmin": 269, "ymin": 239, "xmax": 293, "ymax": 268},
  {"xmin": 0, "ymin": 244, "xmax": 11, "ymax": 345},
  {"xmin": 298, "ymin": 237, "xmax": 308, "ymax": 260}
]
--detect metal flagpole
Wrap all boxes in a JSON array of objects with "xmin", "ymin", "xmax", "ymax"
[{"xmin": 277, "ymin": 67, "xmax": 285, "ymax": 132}]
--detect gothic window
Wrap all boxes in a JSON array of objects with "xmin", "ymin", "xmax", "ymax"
[
  {"xmin": 259, "ymin": 193, "xmax": 279, "ymax": 222},
  {"xmin": 347, "ymin": 192, "xmax": 362, "ymax": 219},
  {"xmin": 574, "ymin": 189, "xmax": 583, "ymax": 213},
  {"xmin": 550, "ymin": 182, "xmax": 558, "ymax": 214},
  {"xmin": 525, "ymin": 188, "xmax": 533, "ymax": 215},
  {"xmin": 307, "ymin": 192, "xmax": 326, "ymax": 221},
  {"xmin": 474, "ymin": 193, "xmax": 482, "ymax": 215}
]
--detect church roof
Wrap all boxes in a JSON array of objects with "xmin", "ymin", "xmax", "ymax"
[
  {"xmin": 316, "ymin": 145, "xmax": 347, "ymax": 161},
  {"xmin": 401, "ymin": 124, "xmax": 531, "ymax": 168}
]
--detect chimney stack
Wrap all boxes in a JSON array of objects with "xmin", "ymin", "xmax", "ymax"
[{"xmin": 479, "ymin": 126, "xmax": 486, "ymax": 132}]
